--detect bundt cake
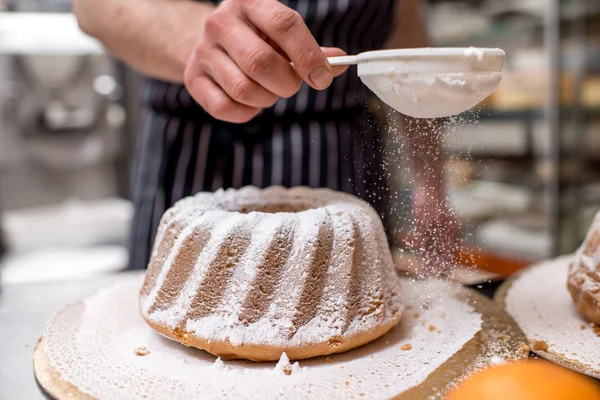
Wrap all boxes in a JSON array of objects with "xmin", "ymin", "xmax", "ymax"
[
  {"xmin": 139, "ymin": 186, "xmax": 403, "ymax": 361},
  {"xmin": 568, "ymin": 212, "xmax": 600, "ymax": 324}
]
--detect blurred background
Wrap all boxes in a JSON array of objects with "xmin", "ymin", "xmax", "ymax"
[{"xmin": 0, "ymin": 0, "xmax": 598, "ymax": 284}]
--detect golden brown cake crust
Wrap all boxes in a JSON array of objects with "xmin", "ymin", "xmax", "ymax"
[
  {"xmin": 141, "ymin": 307, "xmax": 400, "ymax": 362},
  {"xmin": 568, "ymin": 213, "xmax": 600, "ymax": 324}
]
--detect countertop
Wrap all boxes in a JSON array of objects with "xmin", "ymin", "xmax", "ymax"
[
  {"xmin": 0, "ymin": 273, "xmax": 120, "ymax": 400},
  {"xmin": 0, "ymin": 272, "xmax": 501, "ymax": 400}
]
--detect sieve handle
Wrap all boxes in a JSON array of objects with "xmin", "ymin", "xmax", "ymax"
[
  {"xmin": 327, "ymin": 55, "xmax": 359, "ymax": 66},
  {"xmin": 291, "ymin": 55, "xmax": 359, "ymax": 69}
]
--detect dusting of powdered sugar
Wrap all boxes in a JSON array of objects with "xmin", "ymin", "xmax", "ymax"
[
  {"xmin": 141, "ymin": 186, "xmax": 402, "ymax": 354},
  {"xmin": 463, "ymin": 46, "xmax": 486, "ymax": 62},
  {"xmin": 44, "ymin": 273, "xmax": 482, "ymax": 399},
  {"xmin": 506, "ymin": 255, "xmax": 600, "ymax": 373},
  {"xmin": 213, "ymin": 357, "xmax": 227, "ymax": 370}
]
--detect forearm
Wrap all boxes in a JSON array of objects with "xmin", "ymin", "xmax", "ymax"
[{"xmin": 73, "ymin": 0, "xmax": 215, "ymax": 83}]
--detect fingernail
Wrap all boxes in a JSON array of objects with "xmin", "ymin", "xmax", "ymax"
[{"xmin": 309, "ymin": 66, "xmax": 333, "ymax": 89}]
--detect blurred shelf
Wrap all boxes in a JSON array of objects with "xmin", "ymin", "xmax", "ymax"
[
  {"xmin": 481, "ymin": 0, "xmax": 600, "ymax": 20},
  {"xmin": 434, "ymin": 0, "xmax": 600, "ymax": 47},
  {"xmin": 464, "ymin": 107, "xmax": 600, "ymax": 120}
]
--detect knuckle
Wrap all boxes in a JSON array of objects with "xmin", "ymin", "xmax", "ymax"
[
  {"xmin": 297, "ymin": 48, "xmax": 321, "ymax": 67},
  {"xmin": 270, "ymin": 8, "xmax": 300, "ymax": 36},
  {"xmin": 191, "ymin": 44, "xmax": 209, "ymax": 62},
  {"xmin": 245, "ymin": 47, "xmax": 276, "ymax": 75},
  {"xmin": 230, "ymin": 75, "xmax": 254, "ymax": 101},
  {"xmin": 183, "ymin": 67, "xmax": 194, "ymax": 88},
  {"xmin": 205, "ymin": 12, "xmax": 227, "ymax": 34},
  {"xmin": 207, "ymin": 97, "xmax": 232, "ymax": 119}
]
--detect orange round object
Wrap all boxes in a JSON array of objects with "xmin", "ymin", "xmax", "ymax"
[{"xmin": 447, "ymin": 360, "xmax": 600, "ymax": 400}]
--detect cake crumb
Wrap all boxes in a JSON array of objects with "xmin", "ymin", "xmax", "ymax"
[
  {"xmin": 591, "ymin": 323, "xmax": 600, "ymax": 337},
  {"xmin": 532, "ymin": 340, "xmax": 548, "ymax": 351},
  {"xmin": 345, "ymin": 381, "xmax": 350, "ymax": 387},
  {"xmin": 134, "ymin": 346, "xmax": 151, "ymax": 356},
  {"xmin": 428, "ymin": 325, "xmax": 436, "ymax": 332},
  {"xmin": 580, "ymin": 325, "xmax": 586, "ymax": 330},
  {"xmin": 275, "ymin": 352, "xmax": 293, "ymax": 376},
  {"xmin": 413, "ymin": 312, "xmax": 420, "ymax": 318},
  {"xmin": 401, "ymin": 344, "xmax": 412, "ymax": 351},
  {"xmin": 520, "ymin": 343, "xmax": 530, "ymax": 354}
]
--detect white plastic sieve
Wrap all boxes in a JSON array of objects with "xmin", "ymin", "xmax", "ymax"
[{"xmin": 328, "ymin": 47, "xmax": 505, "ymax": 118}]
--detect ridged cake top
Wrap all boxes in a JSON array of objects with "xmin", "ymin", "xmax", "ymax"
[{"xmin": 141, "ymin": 186, "xmax": 402, "ymax": 358}]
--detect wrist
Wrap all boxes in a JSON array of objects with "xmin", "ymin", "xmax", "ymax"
[{"xmin": 168, "ymin": 1, "xmax": 216, "ymax": 82}]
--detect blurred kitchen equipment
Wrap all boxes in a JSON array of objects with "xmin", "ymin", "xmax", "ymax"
[
  {"xmin": 2, "ymin": 197, "xmax": 133, "ymax": 252},
  {"xmin": 326, "ymin": 47, "xmax": 505, "ymax": 118},
  {"xmin": 0, "ymin": 12, "xmax": 135, "ymax": 209}
]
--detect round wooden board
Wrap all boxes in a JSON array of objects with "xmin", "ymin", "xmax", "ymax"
[
  {"xmin": 34, "ymin": 337, "xmax": 96, "ymax": 400},
  {"xmin": 495, "ymin": 263, "xmax": 600, "ymax": 380},
  {"xmin": 34, "ymin": 283, "xmax": 527, "ymax": 400},
  {"xmin": 397, "ymin": 287, "xmax": 529, "ymax": 399},
  {"xmin": 34, "ymin": 286, "xmax": 527, "ymax": 399}
]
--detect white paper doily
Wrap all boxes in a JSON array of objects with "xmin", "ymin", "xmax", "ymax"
[
  {"xmin": 36, "ymin": 273, "xmax": 526, "ymax": 399},
  {"xmin": 498, "ymin": 255, "xmax": 600, "ymax": 379}
]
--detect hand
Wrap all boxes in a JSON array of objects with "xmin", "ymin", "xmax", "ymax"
[
  {"xmin": 184, "ymin": 0, "xmax": 349, "ymax": 123},
  {"xmin": 408, "ymin": 184, "xmax": 459, "ymax": 278}
]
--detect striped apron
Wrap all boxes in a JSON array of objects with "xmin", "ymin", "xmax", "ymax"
[{"xmin": 129, "ymin": 0, "xmax": 397, "ymax": 269}]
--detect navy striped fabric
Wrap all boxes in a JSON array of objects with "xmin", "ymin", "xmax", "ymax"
[{"xmin": 129, "ymin": 0, "xmax": 396, "ymax": 269}]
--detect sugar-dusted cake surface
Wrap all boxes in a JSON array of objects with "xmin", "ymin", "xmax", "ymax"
[
  {"xmin": 140, "ymin": 186, "xmax": 403, "ymax": 361},
  {"xmin": 568, "ymin": 212, "xmax": 600, "ymax": 324}
]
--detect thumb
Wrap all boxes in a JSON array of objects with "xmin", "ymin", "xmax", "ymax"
[{"xmin": 321, "ymin": 47, "xmax": 349, "ymax": 77}]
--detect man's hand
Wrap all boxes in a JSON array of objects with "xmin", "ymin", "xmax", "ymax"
[
  {"xmin": 409, "ymin": 183, "xmax": 459, "ymax": 278},
  {"xmin": 184, "ymin": 0, "xmax": 348, "ymax": 123}
]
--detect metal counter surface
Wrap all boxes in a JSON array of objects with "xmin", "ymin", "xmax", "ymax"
[{"xmin": 0, "ymin": 273, "xmax": 119, "ymax": 400}]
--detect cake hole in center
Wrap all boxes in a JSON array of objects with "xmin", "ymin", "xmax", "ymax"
[{"xmin": 232, "ymin": 202, "xmax": 315, "ymax": 214}]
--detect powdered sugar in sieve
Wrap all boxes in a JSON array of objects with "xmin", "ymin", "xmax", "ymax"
[
  {"xmin": 502, "ymin": 255, "xmax": 600, "ymax": 378},
  {"xmin": 41, "ymin": 274, "xmax": 492, "ymax": 399}
]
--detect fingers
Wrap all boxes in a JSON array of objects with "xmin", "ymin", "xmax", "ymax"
[
  {"xmin": 321, "ymin": 47, "xmax": 350, "ymax": 77},
  {"xmin": 185, "ymin": 0, "xmax": 348, "ymax": 123},
  {"xmin": 242, "ymin": 0, "xmax": 334, "ymax": 90},
  {"xmin": 184, "ymin": 72, "xmax": 261, "ymax": 124},
  {"xmin": 201, "ymin": 47, "xmax": 279, "ymax": 108},
  {"xmin": 205, "ymin": 13, "xmax": 302, "ymax": 98}
]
